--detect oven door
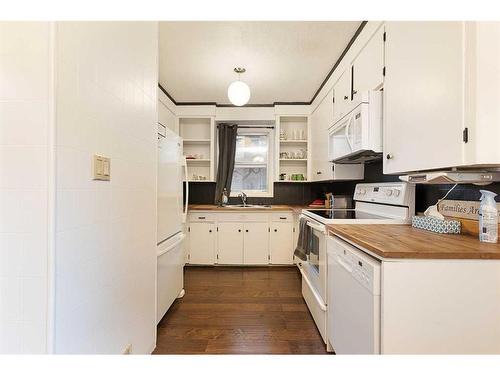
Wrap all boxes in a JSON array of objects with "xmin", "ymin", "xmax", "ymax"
[{"xmin": 302, "ymin": 218, "xmax": 327, "ymax": 303}]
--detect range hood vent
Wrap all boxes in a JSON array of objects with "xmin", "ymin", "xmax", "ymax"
[
  {"xmin": 399, "ymin": 171, "xmax": 500, "ymax": 185},
  {"xmin": 332, "ymin": 150, "xmax": 382, "ymax": 164}
]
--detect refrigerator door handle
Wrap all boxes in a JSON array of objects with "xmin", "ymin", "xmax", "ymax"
[{"xmin": 182, "ymin": 157, "xmax": 189, "ymax": 223}]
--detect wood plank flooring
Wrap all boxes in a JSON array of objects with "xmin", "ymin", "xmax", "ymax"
[{"xmin": 154, "ymin": 266, "xmax": 329, "ymax": 354}]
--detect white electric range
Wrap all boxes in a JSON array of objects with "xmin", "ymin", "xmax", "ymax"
[{"xmin": 297, "ymin": 182, "xmax": 415, "ymax": 345}]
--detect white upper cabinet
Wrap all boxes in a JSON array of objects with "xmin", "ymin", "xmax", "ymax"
[
  {"xmin": 463, "ymin": 22, "xmax": 500, "ymax": 167},
  {"xmin": 333, "ymin": 70, "xmax": 352, "ymax": 123},
  {"xmin": 352, "ymin": 25, "xmax": 385, "ymax": 102},
  {"xmin": 384, "ymin": 21, "xmax": 500, "ymax": 174},
  {"xmin": 383, "ymin": 22, "xmax": 466, "ymax": 174},
  {"xmin": 311, "ymin": 89, "xmax": 334, "ymax": 181}
]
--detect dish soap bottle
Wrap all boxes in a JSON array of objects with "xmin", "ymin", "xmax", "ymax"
[
  {"xmin": 221, "ymin": 188, "xmax": 229, "ymax": 207},
  {"xmin": 479, "ymin": 190, "xmax": 498, "ymax": 243}
]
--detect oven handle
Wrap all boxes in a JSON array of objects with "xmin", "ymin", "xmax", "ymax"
[
  {"xmin": 306, "ymin": 221, "xmax": 326, "ymax": 234},
  {"xmin": 299, "ymin": 266, "xmax": 327, "ymax": 311}
]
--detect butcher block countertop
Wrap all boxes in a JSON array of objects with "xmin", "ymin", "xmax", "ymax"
[
  {"xmin": 188, "ymin": 204, "xmax": 319, "ymax": 214},
  {"xmin": 328, "ymin": 224, "xmax": 500, "ymax": 260}
]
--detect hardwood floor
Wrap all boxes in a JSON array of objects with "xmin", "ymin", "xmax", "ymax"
[{"xmin": 154, "ymin": 266, "xmax": 329, "ymax": 354}]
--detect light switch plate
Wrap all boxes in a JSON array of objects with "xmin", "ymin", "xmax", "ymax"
[{"xmin": 93, "ymin": 155, "xmax": 110, "ymax": 181}]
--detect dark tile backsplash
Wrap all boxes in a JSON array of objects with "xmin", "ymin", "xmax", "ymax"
[{"xmin": 187, "ymin": 161, "xmax": 500, "ymax": 212}]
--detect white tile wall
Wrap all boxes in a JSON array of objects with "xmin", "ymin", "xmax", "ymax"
[
  {"xmin": 54, "ymin": 22, "xmax": 158, "ymax": 354},
  {"xmin": 0, "ymin": 22, "xmax": 51, "ymax": 354}
]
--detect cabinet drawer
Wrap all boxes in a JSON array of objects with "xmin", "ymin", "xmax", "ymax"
[
  {"xmin": 217, "ymin": 212, "xmax": 269, "ymax": 222},
  {"xmin": 271, "ymin": 212, "xmax": 293, "ymax": 222},
  {"xmin": 188, "ymin": 212, "xmax": 215, "ymax": 222}
]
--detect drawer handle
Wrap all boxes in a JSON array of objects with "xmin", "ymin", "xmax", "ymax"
[
  {"xmin": 279, "ymin": 217, "xmax": 287, "ymax": 220},
  {"xmin": 198, "ymin": 216, "xmax": 206, "ymax": 219}
]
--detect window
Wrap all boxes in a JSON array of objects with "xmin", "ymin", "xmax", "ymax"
[{"xmin": 230, "ymin": 129, "xmax": 273, "ymax": 197}]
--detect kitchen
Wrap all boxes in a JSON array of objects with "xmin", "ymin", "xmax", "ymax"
[{"xmin": 1, "ymin": 3, "xmax": 500, "ymax": 372}]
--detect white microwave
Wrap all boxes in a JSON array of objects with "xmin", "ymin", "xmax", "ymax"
[{"xmin": 328, "ymin": 91, "xmax": 383, "ymax": 163}]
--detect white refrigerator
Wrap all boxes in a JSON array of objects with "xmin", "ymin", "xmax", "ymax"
[{"xmin": 156, "ymin": 124, "xmax": 188, "ymax": 324}]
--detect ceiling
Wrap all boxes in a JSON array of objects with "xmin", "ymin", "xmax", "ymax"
[{"xmin": 158, "ymin": 21, "xmax": 362, "ymax": 105}]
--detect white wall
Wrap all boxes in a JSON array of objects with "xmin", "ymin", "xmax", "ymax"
[
  {"xmin": 0, "ymin": 22, "xmax": 52, "ymax": 354},
  {"xmin": 54, "ymin": 22, "xmax": 158, "ymax": 354}
]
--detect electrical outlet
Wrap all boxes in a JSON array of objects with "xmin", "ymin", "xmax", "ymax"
[
  {"xmin": 93, "ymin": 154, "xmax": 111, "ymax": 181},
  {"xmin": 123, "ymin": 344, "xmax": 132, "ymax": 354}
]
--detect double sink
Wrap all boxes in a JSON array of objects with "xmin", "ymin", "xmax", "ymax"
[{"xmin": 224, "ymin": 204, "xmax": 272, "ymax": 209}]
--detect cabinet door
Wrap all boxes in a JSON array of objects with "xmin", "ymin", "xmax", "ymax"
[
  {"xmin": 311, "ymin": 89, "xmax": 334, "ymax": 181},
  {"xmin": 333, "ymin": 69, "xmax": 352, "ymax": 123},
  {"xmin": 217, "ymin": 222, "xmax": 244, "ymax": 264},
  {"xmin": 270, "ymin": 222, "xmax": 294, "ymax": 264},
  {"xmin": 384, "ymin": 22, "xmax": 465, "ymax": 174},
  {"xmin": 352, "ymin": 26, "xmax": 385, "ymax": 102},
  {"xmin": 188, "ymin": 222, "xmax": 215, "ymax": 264},
  {"xmin": 243, "ymin": 222, "xmax": 269, "ymax": 265}
]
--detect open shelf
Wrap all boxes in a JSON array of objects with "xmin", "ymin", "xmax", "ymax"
[
  {"xmin": 186, "ymin": 158, "xmax": 211, "ymax": 163},
  {"xmin": 277, "ymin": 115, "xmax": 309, "ymax": 183},
  {"xmin": 183, "ymin": 138, "xmax": 211, "ymax": 144},
  {"xmin": 279, "ymin": 140, "xmax": 308, "ymax": 144},
  {"xmin": 179, "ymin": 116, "xmax": 215, "ymax": 182}
]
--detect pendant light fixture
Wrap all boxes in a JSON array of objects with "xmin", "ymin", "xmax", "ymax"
[{"xmin": 227, "ymin": 67, "xmax": 251, "ymax": 106}]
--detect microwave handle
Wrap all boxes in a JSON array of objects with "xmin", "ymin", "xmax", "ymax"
[{"xmin": 344, "ymin": 114, "xmax": 354, "ymax": 151}]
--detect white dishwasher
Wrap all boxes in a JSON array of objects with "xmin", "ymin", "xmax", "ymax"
[{"xmin": 327, "ymin": 236, "xmax": 381, "ymax": 354}]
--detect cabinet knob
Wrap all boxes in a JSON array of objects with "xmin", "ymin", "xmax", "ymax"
[
  {"xmin": 274, "ymin": 229, "xmax": 277, "ymax": 232},
  {"xmin": 343, "ymin": 95, "xmax": 349, "ymax": 100},
  {"xmin": 386, "ymin": 153, "xmax": 394, "ymax": 160},
  {"xmin": 238, "ymin": 229, "xmax": 241, "ymax": 232},
  {"xmin": 245, "ymin": 229, "xmax": 249, "ymax": 233},
  {"xmin": 316, "ymin": 171, "xmax": 322, "ymax": 175},
  {"xmin": 209, "ymin": 229, "xmax": 212, "ymax": 233}
]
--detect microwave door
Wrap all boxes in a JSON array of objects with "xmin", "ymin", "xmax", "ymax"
[{"xmin": 329, "ymin": 115, "xmax": 353, "ymax": 161}]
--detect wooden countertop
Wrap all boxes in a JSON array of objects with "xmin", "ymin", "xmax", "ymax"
[
  {"xmin": 188, "ymin": 204, "xmax": 321, "ymax": 214},
  {"xmin": 327, "ymin": 224, "xmax": 500, "ymax": 260}
]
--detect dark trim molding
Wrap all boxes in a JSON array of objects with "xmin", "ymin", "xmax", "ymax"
[
  {"xmin": 158, "ymin": 21, "xmax": 368, "ymax": 108},
  {"xmin": 309, "ymin": 21, "xmax": 367, "ymax": 104}
]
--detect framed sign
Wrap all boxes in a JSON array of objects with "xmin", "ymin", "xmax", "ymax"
[{"xmin": 438, "ymin": 200, "xmax": 500, "ymax": 221}]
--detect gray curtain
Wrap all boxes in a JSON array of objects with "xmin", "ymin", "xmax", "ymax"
[{"xmin": 214, "ymin": 124, "xmax": 238, "ymax": 205}]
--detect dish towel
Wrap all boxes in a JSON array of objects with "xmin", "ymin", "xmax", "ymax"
[{"xmin": 294, "ymin": 217, "xmax": 311, "ymax": 261}]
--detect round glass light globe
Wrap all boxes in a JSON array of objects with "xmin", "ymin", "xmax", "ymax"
[{"xmin": 227, "ymin": 80, "xmax": 251, "ymax": 106}]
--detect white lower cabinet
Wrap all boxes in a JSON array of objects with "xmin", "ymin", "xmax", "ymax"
[
  {"xmin": 187, "ymin": 211, "xmax": 295, "ymax": 265},
  {"xmin": 243, "ymin": 222, "xmax": 269, "ymax": 265},
  {"xmin": 217, "ymin": 222, "xmax": 244, "ymax": 264},
  {"xmin": 188, "ymin": 221, "xmax": 216, "ymax": 264},
  {"xmin": 270, "ymin": 222, "xmax": 294, "ymax": 264}
]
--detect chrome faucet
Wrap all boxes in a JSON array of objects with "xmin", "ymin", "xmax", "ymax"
[{"xmin": 238, "ymin": 192, "xmax": 248, "ymax": 207}]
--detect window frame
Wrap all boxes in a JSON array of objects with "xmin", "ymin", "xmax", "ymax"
[{"xmin": 225, "ymin": 127, "xmax": 274, "ymax": 198}]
